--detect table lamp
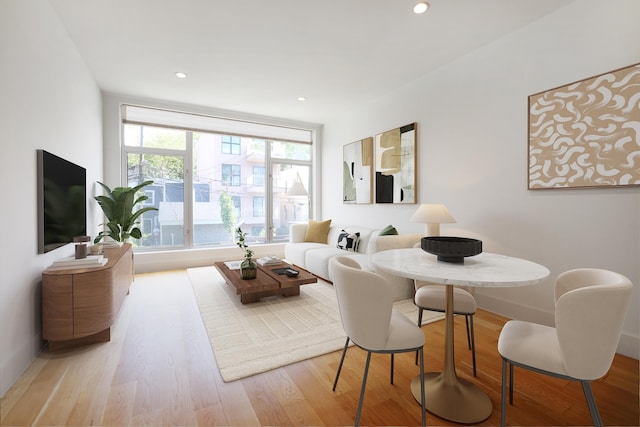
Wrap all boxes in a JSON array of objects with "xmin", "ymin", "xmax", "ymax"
[{"xmin": 410, "ymin": 204, "xmax": 456, "ymax": 236}]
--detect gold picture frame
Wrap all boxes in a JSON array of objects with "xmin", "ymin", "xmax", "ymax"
[{"xmin": 528, "ymin": 63, "xmax": 640, "ymax": 189}]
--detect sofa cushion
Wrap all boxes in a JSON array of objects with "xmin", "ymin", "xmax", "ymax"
[
  {"xmin": 305, "ymin": 247, "xmax": 370, "ymax": 281},
  {"xmin": 304, "ymin": 219, "xmax": 332, "ymax": 243},
  {"xmin": 379, "ymin": 224, "xmax": 399, "ymax": 236},
  {"xmin": 285, "ymin": 242, "xmax": 328, "ymax": 268}
]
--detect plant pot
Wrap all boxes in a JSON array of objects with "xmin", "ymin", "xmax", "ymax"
[{"xmin": 240, "ymin": 257, "xmax": 257, "ymax": 280}]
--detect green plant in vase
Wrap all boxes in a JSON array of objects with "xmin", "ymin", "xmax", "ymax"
[{"xmin": 236, "ymin": 226, "xmax": 257, "ymax": 280}]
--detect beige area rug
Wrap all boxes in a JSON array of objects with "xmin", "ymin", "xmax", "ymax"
[{"xmin": 188, "ymin": 266, "xmax": 444, "ymax": 382}]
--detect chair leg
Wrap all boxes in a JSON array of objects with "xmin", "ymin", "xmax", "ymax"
[
  {"xmin": 501, "ymin": 358, "xmax": 508, "ymax": 427},
  {"xmin": 469, "ymin": 314, "xmax": 477, "ymax": 377},
  {"xmin": 354, "ymin": 352, "xmax": 372, "ymax": 427},
  {"xmin": 418, "ymin": 347, "xmax": 426, "ymax": 427},
  {"xmin": 415, "ymin": 307, "xmax": 424, "ymax": 365},
  {"xmin": 581, "ymin": 381, "xmax": 603, "ymax": 427},
  {"xmin": 465, "ymin": 314, "xmax": 471, "ymax": 349},
  {"xmin": 333, "ymin": 337, "xmax": 350, "ymax": 391},
  {"xmin": 509, "ymin": 362, "xmax": 514, "ymax": 404},
  {"xmin": 390, "ymin": 353, "xmax": 394, "ymax": 384}
]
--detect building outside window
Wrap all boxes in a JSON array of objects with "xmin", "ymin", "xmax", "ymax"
[{"xmin": 120, "ymin": 104, "xmax": 313, "ymax": 251}]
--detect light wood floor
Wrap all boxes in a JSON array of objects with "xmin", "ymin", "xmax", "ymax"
[{"xmin": 1, "ymin": 270, "xmax": 638, "ymax": 426}]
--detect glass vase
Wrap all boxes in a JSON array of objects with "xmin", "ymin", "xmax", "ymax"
[{"xmin": 240, "ymin": 257, "xmax": 257, "ymax": 280}]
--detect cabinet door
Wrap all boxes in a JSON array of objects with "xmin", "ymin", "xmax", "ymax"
[
  {"xmin": 73, "ymin": 270, "xmax": 114, "ymax": 338},
  {"xmin": 42, "ymin": 275, "xmax": 73, "ymax": 341}
]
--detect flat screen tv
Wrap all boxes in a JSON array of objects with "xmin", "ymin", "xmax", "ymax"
[{"xmin": 37, "ymin": 150, "xmax": 87, "ymax": 253}]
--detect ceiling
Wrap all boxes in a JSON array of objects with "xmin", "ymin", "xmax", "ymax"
[{"xmin": 49, "ymin": 0, "xmax": 573, "ymax": 124}]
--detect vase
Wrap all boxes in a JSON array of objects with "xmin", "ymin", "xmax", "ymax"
[{"xmin": 240, "ymin": 257, "xmax": 257, "ymax": 280}]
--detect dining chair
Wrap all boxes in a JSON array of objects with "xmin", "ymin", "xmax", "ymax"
[
  {"xmin": 497, "ymin": 268, "xmax": 632, "ymax": 427},
  {"xmin": 329, "ymin": 256, "xmax": 426, "ymax": 427},
  {"xmin": 414, "ymin": 283, "xmax": 478, "ymax": 376}
]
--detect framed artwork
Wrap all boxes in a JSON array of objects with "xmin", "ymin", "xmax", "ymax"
[
  {"xmin": 375, "ymin": 123, "xmax": 416, "ymax": 203},
  {"xmin": 343, "ymin": 137, "xmax": 373, "ymax": 203},
  {"xmin": 528, "ymin": 63, "xmax": 640, "ymax": 189}
]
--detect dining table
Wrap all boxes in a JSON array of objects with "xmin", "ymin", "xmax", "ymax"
[{"xmin": 370, "ymin": 247, "xmax": 550, "ymax": 423}]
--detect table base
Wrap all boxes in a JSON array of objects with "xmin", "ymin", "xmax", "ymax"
[{"xmin": 410, "ymin": 372, "xmax": 492, "ymax": 423}]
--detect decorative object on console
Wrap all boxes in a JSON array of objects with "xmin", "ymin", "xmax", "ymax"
[
  {"xmin": 421, "ymin": 236, "xmax": 482, "ymax": 263},
  {"xmin": 375, "ymin": 123, "xmax": 416, "ymax": 204},
  {"xmin": 336, "ymin": 229, "xmax": 361, "ymax": 252},
  {"xmin": 343, "ymin": 137, "xmax": 373, "ymax": 204},
  {"xmin": 73, "ymin": 235, "xmax": 91, "ymax": 259},
  {"xmin": 528, "ymin": 62, "xmax": 640, "ymax": 189},
  {"xmin": 303, "ymin": 219, "xmax": 332, "ymax": 243},
  {"xmin": 94, "ymin": 180, "xmax": 158, "ymax": 244},
  {"xmin": 235, "ymin": 227, "xmax": 257, "ymax": 280},
  {"xmin": 410, "ymin": 204, "xmax": 456, "ymax": 236}
]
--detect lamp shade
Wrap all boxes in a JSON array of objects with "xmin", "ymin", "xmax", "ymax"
[
  {"xmin": 287, "ymin": 181, "xmax": 309, "ymax": 196},
  {"xmin": 410, "ymin": 204, "xmax": 456, "ymax": 236},
  {"xmin": 410, "ymin": 204, "xmax": 456, "ymax": 224}
]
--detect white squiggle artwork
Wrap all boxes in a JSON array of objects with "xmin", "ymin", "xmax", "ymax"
[{"xmin": 528, "ymin": 63, "xmax": 640, "ymax": 189}]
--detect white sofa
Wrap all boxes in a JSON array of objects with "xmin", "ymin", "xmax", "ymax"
[{"xmin": 284, "ymin": 223, "xmax": 422, "ymax": 301}]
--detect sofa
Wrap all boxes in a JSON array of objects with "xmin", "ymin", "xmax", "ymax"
[{"xmin": 284, "ymin": 222, "xmax": 423, "ymax": 301}]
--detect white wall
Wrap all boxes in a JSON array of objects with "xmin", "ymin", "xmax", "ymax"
[
  {"xmin": 321, "ymin": 0, "xmax": 640, "ymax": 358},
  {"xmin": 0, "ymin": 0, "xmax": 103, "ymax": 396}
]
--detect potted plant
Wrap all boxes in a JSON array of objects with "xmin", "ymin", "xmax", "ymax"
[
  {"xmin": 236, "ymin": 226, "xmax": 257, "ymax": 280},
  {"xmin": 94, "ymin": 180, "xmax": 158, "ymax": 244}
]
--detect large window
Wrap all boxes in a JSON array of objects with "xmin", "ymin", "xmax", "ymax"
[{"xmin": 121, "ymin": 105, "xmax": 313, "ymax": 251}]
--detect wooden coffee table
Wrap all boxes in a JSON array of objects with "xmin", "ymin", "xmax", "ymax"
[{"xmin": 214, "ymin": 261, "xmax": 318, "ymax": 304}]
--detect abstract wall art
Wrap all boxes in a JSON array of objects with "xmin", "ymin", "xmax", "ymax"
[
  {"xmin": 375, "ymin": 123, "xmax": 416, "ymax": 203},
  {"xmin": 343, "ymin": 137, "xmax": 373, "ymax": 203},
  {"xmin": 528, "ymin": 63, "xmax": 640, "ymax": 189}
]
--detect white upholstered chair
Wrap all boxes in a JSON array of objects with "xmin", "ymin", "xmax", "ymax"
[
  {"xmin": 329, "ymin": 256, "xmax": 426, "ymax": 427},
  {"xmin": 497, "ymin": 268, "xmax": 632, "ymax": 427},
  {"xmin": 414, "ymin": 283, "xmax": 478, "ymax": 376}
]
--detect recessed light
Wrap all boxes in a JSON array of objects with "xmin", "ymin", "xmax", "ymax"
[
  {"xmin": 297, "ymin": 96, "xmax": 307, "ymax": 102},
  {"xmin": 413, "ymin": 2, "xmax": 430, "ymax": 14},
  {"xmin": 175, "ymin": 72, "xmax": 187, "ymax": 79}
]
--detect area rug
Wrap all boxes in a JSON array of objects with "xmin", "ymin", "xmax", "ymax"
[{"xmin": 187, "ymin": 266, "xmax": 444, "ymax": 382}]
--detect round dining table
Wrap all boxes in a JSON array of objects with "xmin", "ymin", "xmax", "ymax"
[{"xmin": 370, "ymin": 248, "xmax": 550, "ymax": 423}]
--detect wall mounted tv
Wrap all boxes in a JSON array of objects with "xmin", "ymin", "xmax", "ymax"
[{"xmin": 37, "ymin": 150, "xmax": 87, "ymax": 253}]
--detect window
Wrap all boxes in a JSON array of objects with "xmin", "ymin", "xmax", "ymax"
[
  {"xmin": 221, "ymin": 164, "xmax": 241, "ymax": 186},
  {"xmin": 253, "ymin": 166, "xmax": 265, "ymax": 186},
  {"xmin": 253, "ymin": 196, "xmax": 264, "ymax": 217},
  {"xmin": 120, "ymin": 104, "xmax": 314, "ymax": 251},
  {"xmin": 221, "ymin": 135, "xmax": 240, "ymax": 155}
]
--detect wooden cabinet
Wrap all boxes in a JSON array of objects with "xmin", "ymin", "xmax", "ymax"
[{"xmin": 42, "ymin": 243, "xmax": 133, "ymax": 351}]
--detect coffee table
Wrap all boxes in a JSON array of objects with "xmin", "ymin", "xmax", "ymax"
[{"xmin": 214, "ymin": 261, "xmax": 318, "ymax": 304}]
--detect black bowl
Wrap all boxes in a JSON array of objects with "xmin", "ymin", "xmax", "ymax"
[{"xmin": 421, "ymin": 236, "xmax": 482, "ymax": 263}]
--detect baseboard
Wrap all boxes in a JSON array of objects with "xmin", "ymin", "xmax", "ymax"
[{"xmin": 476, "ymin": 293, "xmax": 639, "ymax": 360}]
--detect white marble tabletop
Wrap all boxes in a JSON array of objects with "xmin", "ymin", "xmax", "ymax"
[{"xmin": 370, "ymin": 248, "xmax": 550, "ymax": 287}]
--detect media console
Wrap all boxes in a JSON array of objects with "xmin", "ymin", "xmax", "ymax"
[{"xmin": 42, "ymin": 243, "xmax": 133, "ymax": 351}]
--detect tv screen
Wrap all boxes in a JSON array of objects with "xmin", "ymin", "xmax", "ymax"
[{"xmin": 37, "ymin": 150, "xmax": 87, "ymax": 253}]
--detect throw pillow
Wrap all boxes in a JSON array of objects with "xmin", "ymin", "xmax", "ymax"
[
  {"xmin": 303, "ymin": 219, "xmax": 332, "ymax": 243},
  {"xmin": 379, "ymin": 224, "xmax": 398, "ymax": 236},
  {"xmin": 337, "ymin": 229, "xmax": 361, "ymax": 252}
]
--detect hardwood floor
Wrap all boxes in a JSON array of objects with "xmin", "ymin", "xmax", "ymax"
[{"xmin": 1, "ymin": 270, "xmax": 638, "ymax": 426}]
